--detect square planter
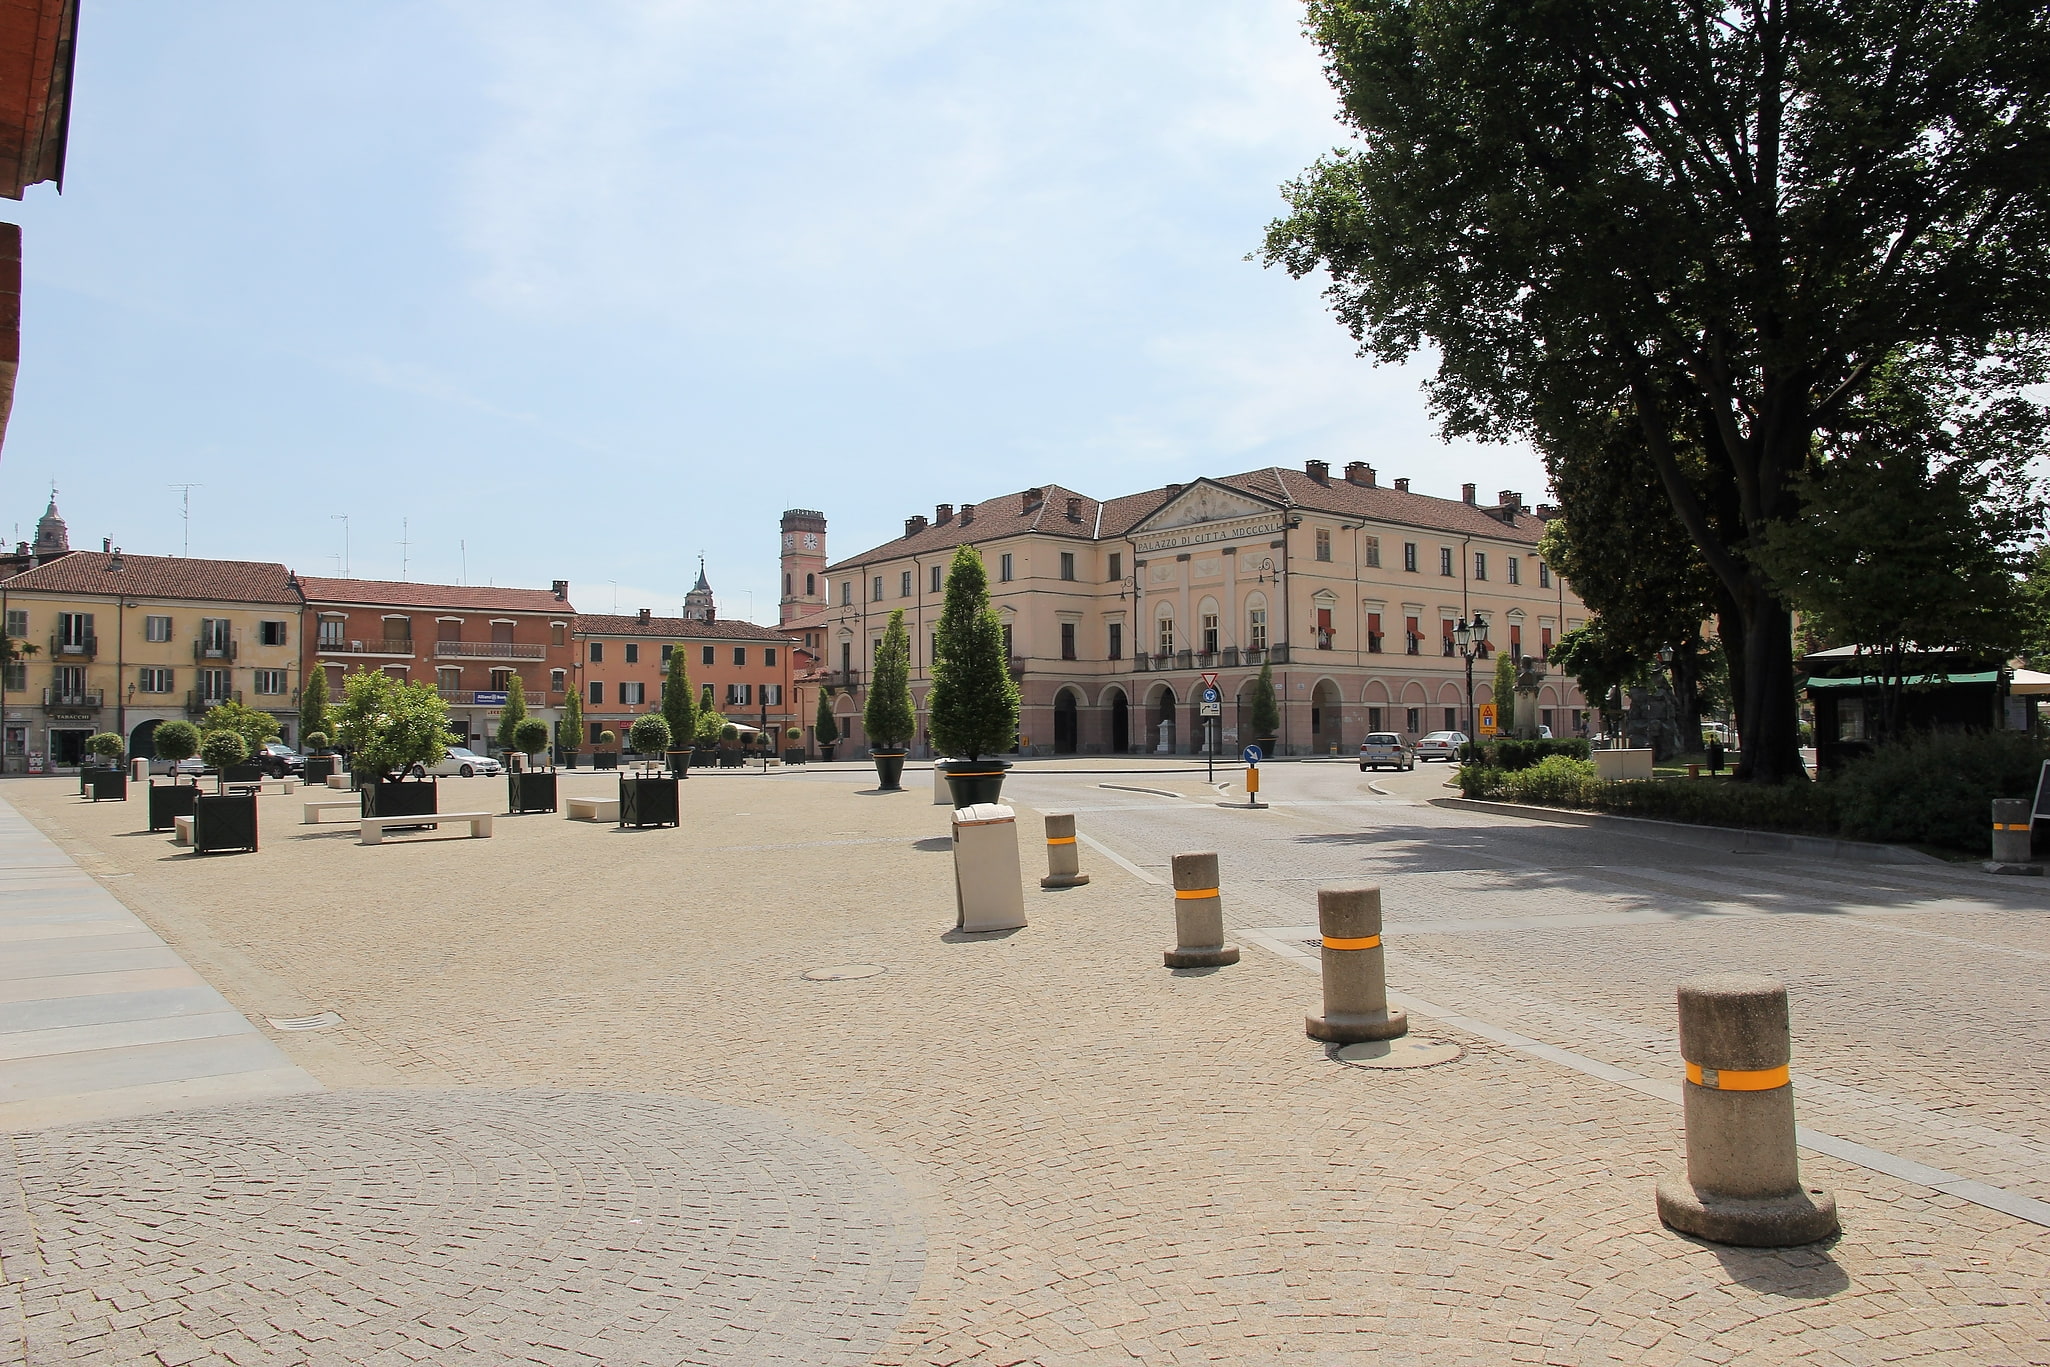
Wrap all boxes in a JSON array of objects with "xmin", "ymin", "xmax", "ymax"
[
  {"xmin": 618, "ymin": 774, "xmax": 679, "ymax": 828},
  {"xmin": 303, "ymin": 755, "xmax": 337, "ymax": 784},
  {"xmin": 193, "ymin": 793, "xmax": 259, "ymax": 853},
  {"xmin": 507, "ymin": 770, "xmax": 558, "ymax": 814},
  {"xmin": 592, "ymin": 751, "xmax": 619, "ymax": 771},
  {"xmin": 782, "ymin": 748, "xmax": 807, "ymax": 765},
  {"xmin": 223, "ymin": 763, "xmax": 265, "ymax": 786},
  {"xmin": 361, "ymin": 778, "xmax": 439, "ymax": 821},
  {"xmin": 86, "ymin": 770, "xmax": 128, "ymax": 801},
  {"xmin": 148, "ymin": 781, "xmax": 200, "ymax": 831}
]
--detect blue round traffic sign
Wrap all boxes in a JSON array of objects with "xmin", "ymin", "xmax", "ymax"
[{"xmin": 1242, "ymin": 744, "xmax": 1263, "ymax": 765}]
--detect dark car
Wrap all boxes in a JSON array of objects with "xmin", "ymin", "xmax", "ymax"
[{"xmin": 251, "ymin": 742, "xmax": 305, "ymax": 777}]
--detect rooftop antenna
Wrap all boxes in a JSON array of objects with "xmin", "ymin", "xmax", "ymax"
[
  {"xmin": 331, "ymin": 514, "xmax": 350, "ymax": 576},
  {"xmin": 396, "ymin": 517, "xmax": 410, "ymax": 580},
  {"xmin": 459, "ymin": 539, "xmax": 466, "ymax": 585},
  {"xmin": 168, "ymin": 484, "xmax": 201, "ymax": 557},
  {"xmin": 609, "ymin": 580, "xmax": 619, "ymax": 613}
]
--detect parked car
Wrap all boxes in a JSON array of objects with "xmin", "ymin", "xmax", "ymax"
[
  {"xmin": 1358, "ymin": 732, "xmax": 1416, "ymax": 771},
  {"xmin": 411, "ymin": 746, "xmax": 502, "ymax": 778},
  {"xmin": 1414, "ymin": 730, "xmax": 1469, "ymax": 762},
  {"xmin": 251, "ymin": 742, "xmax": 305, "ymax": 777}
]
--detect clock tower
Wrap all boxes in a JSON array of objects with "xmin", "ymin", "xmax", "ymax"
[{"xmin": 778, "ymin": 508, "xmax": 828, "ymax": 627}]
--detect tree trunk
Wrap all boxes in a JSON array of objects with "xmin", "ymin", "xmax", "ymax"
[
  {"xmin": 1672, "ymin": 652, "xmax": 1703, "ymax": 753},
  {"xmin": 1734, "ymin": 596, "xmax": 1803, "ymax": 783}
]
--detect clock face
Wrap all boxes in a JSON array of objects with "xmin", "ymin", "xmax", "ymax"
[
  {"xmin": 802, "ymin": 533, "xmax": 818, "ymax": 549},
  {"xmin": 782, "ymin": 534, "xmax": 794, "ymax": 550}
]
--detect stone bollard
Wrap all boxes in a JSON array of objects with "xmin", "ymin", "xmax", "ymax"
[
  {"xmin": 1040, "ymin": 812, "xmax": 1090, "ymax": 888},
  {"xmin": 1305, "ymin": 885, "xmax": 1408, "ymax": 1043},
  {"xmin": 1986, "ymin": 798, "xmax": 2039, "ymax": 874},
  {"xmin": 1164, "ymin": 852, "xmax": 1238, "ymax": 968},
  {"xmin": 1655, "ymin": 973, "xmax": 1838, "ymax": 1247}
]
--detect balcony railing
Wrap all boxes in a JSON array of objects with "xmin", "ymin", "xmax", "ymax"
[
  {"xmin": 41, "ymin": 688, "xmax": 103, "ymax": 711},
  {"xmin": 815, "ymin": 668, "xmax": 861, "ymax": 692},
  {"xmin": 433, "ymin": 640, "xmax": 546, "ymax": 660},
  {"xmin": 193, "ymin": 640, "xmax": 239, "ymax": 660},
  {"xmin": 1195, "ymin": 650, "xmax": 1219, "ymax": 668},
  {"xmin": 50, "ymin": 635, "xmax": 96, "ymax": 659},
  {"xmin": 1316, "ymin": 630, "xmax": 1334, "ymax": 651},
  {"xmin": 185, "ymin": 690, "xmax": 242, "ymax": 714},
  {"xmin": 1132, "ymin": 652, "xmax": 1152, "ymax": 672},
  {"xmin": 318, "ymin": 637, "xmax": 415, "ymax": 657}
]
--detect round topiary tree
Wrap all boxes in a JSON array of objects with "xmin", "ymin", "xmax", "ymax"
[
  {"xmin": 598, "ymin": 729, "xmax": 617, "ymax": 749},
  {"xmin": 628, "ymin": 713, "xmax": 671, "ymax": 765},
  {"xmin": 693, "ymin": 709, "xmax": 726, "ymax": 748},
  {"xmin": 305, "ymin": 731, "xmax": 330, "ymax": 753},
  {"xmin": 927, "ymin": 545, "xmax": 1019, "ymax": 764},
  {"xmin": 200, "ymin": 730, "xmax": 247, "ymax": 794},
  {"xmin": 84, "ymin": 732, "xmax": 125, "ymax": 765},
  {"xmin": 513, "ymin": 717, "xmax": 550, "ymax": 764},
  {"xmin": 153, "ymin": 719, "xmax": 201, "ymax": 782}
]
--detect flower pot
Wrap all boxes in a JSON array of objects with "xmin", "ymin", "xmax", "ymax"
[
  {"xmin": 618, "ymin": 774, "xmax": 679, "ymax": 828},
  {"xmin": 939, "ymin": 758, "xmax": 1010, "ymax": 807},
  {"xmin": 870, "ymin": 748, "xmax": 908, "ymax": 791},
  {"xmin": 666, "ymin": 748, "xmax": 693, "ymax": 778},
  {"xmin": 148, "ymin": 781, "xmax": 200, "ymax": 831},
  {"xmin": 361, "ymin": 778, "xmax": 438, "ymax": 821},
  {"xmin": 192, "ymin": 793, "xmax": 259, "ymax": 853},
  {"xmin": 507, "ymin": 770, "xmax": 558, "ymax": 814},
  {"xmin": 303, "ymin": 755, "xmax": 337, "ymax": 784},
  {"xmin": 562, "ymin": 751, "xmax": 580, "ymax": 769}
]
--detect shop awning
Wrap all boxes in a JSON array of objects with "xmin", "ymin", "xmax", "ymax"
[
  {"xmin": 2009, "ymin": 669, "xmax": 2050, "ymax": 696},
  {"xmin": 1803, "ymin": 672, "xmax": 2000, "ymax": 689}
]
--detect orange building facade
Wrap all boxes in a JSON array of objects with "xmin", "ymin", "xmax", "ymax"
[{"xmin": 573, "ymin": 610, "xmax": 798, "ymax": 749}]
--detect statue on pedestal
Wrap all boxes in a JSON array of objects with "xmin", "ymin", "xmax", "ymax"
[{"xmin": 1512, "ymin": 654, "xmax": 1547, "ymax": 739}]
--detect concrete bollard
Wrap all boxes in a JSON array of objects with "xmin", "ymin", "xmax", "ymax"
[
  {"xmin": 131, "ymin": 757, "xmax": 148, "ymax": 783},
  {"xmin": 1040, "ymin": 812, "xmax": 1090, "ymax": 888},
  {"xmin": 1305, "ymin": 885, "xmax": 1408, "ymax": 1043},
  {"xmin": 1655, "ymin": 973, "xmax": 1838, "ymax": 1247},
  {"xmin": 933, "ymin": 763, "xmax": 953, "ymax": 805},
  {"xmin": 1164, "ymin": 852, "xmax": 1239, "ymax": 968},
  {"xmin": 1986, "ymin": 798, "xmax": 2039, "ymax": 874}
]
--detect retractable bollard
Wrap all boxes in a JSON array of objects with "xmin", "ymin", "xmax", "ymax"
[
  {"xmin": 1165, "ymin": 852, "xmax": 1239, "ymax": 967},
  {"xmin": 1305, "ymin": 885, "xmax": 1407, "ymax": 1043},
  {"xmin": 1040, "ymin": 812, "xmax": 1090, "ymax": 889},
  {"xmin": 1987, "ymin": 798, "xmax": 2039, "ymax": 874},
  {"xmin": 130, "ymin": 758, "xmax": 148, "ymax": 783},
  {"xmin": 952, "ymin": 802, "xmax": 1027, "ymax": 932},
  {"xmin": 934, "ymin": 763, "xmax": 952, "ymax": 805},
  {"xmin": 1655, "ymin": 973, "xmax": 1838, "ymax": 1247}
]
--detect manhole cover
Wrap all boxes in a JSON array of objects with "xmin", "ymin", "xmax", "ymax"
[
  {"xmin": 802, "ymin": 965, "xmax": 887, "ymax": 982},
  {"xmin": 1332, "ymin": 1037, "xmax": 1463, "ymax": 1069},
  {"xmin": 265, "ymin": 1012, "xmax": 343, "ymax": 1031}
]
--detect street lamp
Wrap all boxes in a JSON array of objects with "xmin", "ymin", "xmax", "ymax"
[{"xmin": 1454, "ymin": 612, "xmax": 1489, "ymax": 745}]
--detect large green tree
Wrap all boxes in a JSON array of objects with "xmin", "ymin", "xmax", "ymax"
[
  {"xmin": 1264, "ymin": 0, "xmax": 2050, "ymax": 782},
  {"xmin": 200, "ymin": 698, "xmax": 279, "ymax": 757},
  {"xmin": 926, "ymin": 545, "xmax": 1019, "ymax": 762},
  {"xmin": 333, "ymin": 669, "xmax": 450, "ymax": 779},
  {"xmin": 661, "ymin": 646, "xmax": 696, "ymax": 754},
  {"xmin": 864, "ymin": 609, "xmax": 916, "ymax": 750}
]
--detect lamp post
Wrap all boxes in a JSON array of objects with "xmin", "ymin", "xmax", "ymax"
[{"xmin": 1454, "ymin": 612, "xmax": 1490, "ymax": 747}]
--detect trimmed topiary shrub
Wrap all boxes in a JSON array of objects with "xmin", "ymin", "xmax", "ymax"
[
  {"xmin": 153, "ymin": 720, "xmax": 201, "ymax": 767},
  {"xmin": 84, "ymin": 732, "xmax": 125, "ymax": 763},
  {"xmin": 627, "ymin": 713, "xmax": 672, "ymax": 756},
  {"xmin": 513, "ymin": 717, "xmax": 551, "ymax": 758},
  {"xmin": 1482, "ymin": 737, "xmax": 1591, "ymax": 771},
  {"xmin": 200, "ymin": 730, "xmax": 248, "ymax": 793}
]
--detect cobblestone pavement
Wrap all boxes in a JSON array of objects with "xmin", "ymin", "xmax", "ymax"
[{"xmin": 3, "ymin": 766, "xmax": 2048, "ymax": 1365}]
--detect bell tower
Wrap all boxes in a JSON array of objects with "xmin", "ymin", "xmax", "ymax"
[{"xmin": 779, "ymin": 509, "xmax": 827, "ymax": 626}]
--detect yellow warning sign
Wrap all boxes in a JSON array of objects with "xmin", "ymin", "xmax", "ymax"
[{"xmin": 1477, "ymin": 704, "xmax": 1499, "ymax": 737}]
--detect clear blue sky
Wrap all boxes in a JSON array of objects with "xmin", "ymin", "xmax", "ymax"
[{"xmin": 0, "ymin": 1, "xmax": 1546, "ymax": 622}]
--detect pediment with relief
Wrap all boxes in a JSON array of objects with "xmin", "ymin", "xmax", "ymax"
[{"xmin": 1130, "ymin": 480, "xmax": 1282, "ymax": 533}]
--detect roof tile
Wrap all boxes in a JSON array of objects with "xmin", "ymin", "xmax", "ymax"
[{"xmin": 2, "ymin": 551, "xmax": 300, "ymax": 603}]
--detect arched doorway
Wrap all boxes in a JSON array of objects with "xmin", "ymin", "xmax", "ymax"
[
  {"xmin": 1053, "ymin": 689, "xmax": 1080, "ymax": 755},
  {"xmin": 1147, "ymin": 685, "xmax": 1177, "ymax": 754},
  {"xmin": 1107, "ymin": 688, "xmax": 1130, "ymax": 753},
  {"xmin": 128, "ymin": 718, "xmax": 161, "ymax": 762},
  {"xmin": 1310, "ymin": 680, "xmax": 1343, "ymax": 754}
]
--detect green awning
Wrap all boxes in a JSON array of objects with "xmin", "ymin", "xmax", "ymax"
[{"xmin": 1803, "ymin": 672, "xmax": 2000, "ymax": 689}]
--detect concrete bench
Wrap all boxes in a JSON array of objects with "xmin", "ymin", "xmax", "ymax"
[
  {"xmin": 231, "ymin": 777, "xmax": 299, "ymax": 796},
  {"xmin": 304, "ymin": 799, "xmax": 361, "ymax": 825},
  {"xmin": 359, "ymin": 811, "xmax": 493, "ymax": 845},
  {"xmin": 565, "ymin": 796, "xmax": 619, "ymax": 823},
  {"xmin": 173, "ymin": 814, "xmax": 194, "ymax": 845},
  {"xmin": 326, "ymin": 773, "xmax": 351, "ymax": 789}
]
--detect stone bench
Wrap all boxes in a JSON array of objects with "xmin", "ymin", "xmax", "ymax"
[
  {"xmin": 173, "ymin": 814, "xmax": 194, "ymax": 845},
  {"xmin": 359, "ymin": 811, "xmax": 493, "ymax": 845},
  {"xmin": 326, "ymin": 773, "xmax": 351, "ymax": 789},
  {"xmin": 565, "ymin": 796, "xmax": 620, "ymax": 823},
  {"xmin": 304, "ymin": 799, "xmax": 361, "ymax": 825}
]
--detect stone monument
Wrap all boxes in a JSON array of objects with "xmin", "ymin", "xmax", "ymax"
[{"xmin": 1512, "ymin": 655, "xmax": 1547, "ymax": 739}]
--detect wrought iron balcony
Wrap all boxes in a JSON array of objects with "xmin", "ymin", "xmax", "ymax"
[
  {"xmin": 193, "ymin": 640, "xmax": 238, "ymax": 660},
  {"xmin": 318, "ymin": 637, "xmax": 415, "ymax": 657},
  {"xmin": 185, "ymin": 690, "xmax": 242, "ymax": 714},
  {"xmin": 41, "ymin": 687, "xmax": 102, "ymax": 711},
  {"xmin": 50, "ymin": 635, "xmax": 96, "ymax": 659},
  {"xmin": 433, "ymin": 640, "xmax": 546, "ymax": 660}
]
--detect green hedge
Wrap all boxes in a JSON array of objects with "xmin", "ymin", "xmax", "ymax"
[{"xmin": 1479, "ymin": 737, "xmax": 1591, "ymax": 771}]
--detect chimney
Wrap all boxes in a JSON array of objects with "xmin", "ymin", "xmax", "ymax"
[
  {"xmin": 1345, "ymin": 461, "xmax": 1375, "ymax": 487},
  {"xmin": 1065, "ymin": 496, "xmax": 1083, "ymax": 522},
  {"xmin": 1165, "ymin": 483, "xmax": 1184, "ymax": 497},
  {"xmin": 638, "ymin": 607, "xmax": 651, "ymax": 624},
  {"xmin": 1305, "ymin": 459, "xmax": 1330, "ymax": 483},
  {"xmin": 1462, "ymin": 483, "xmax": 1477, "ymax": 505},
  {"xmin": 905, "ymin": 514, "xmax": 929, "ymax": 538},
  {"xmin": 935, "ymin": 503, "xmax": 954, "ymax": 525},
  {"xmin": 1022, "ymin": 487, "xmax": 1045, "ymax": 514},
  {"xmin": 552, "ymin": 579, "xmax": 569, "ymax": 601},
  {"xmin": 1536, "ymin": 503, "xmax": 1560, "ymax": 521},
  {"xmin": 102, "ymin": 536, "xmax": 111, "ymax": 552},
  {"xmin": 1393, "ymin": 477, "xmax": 1411, "ymax": 493},
  {"xmin": 960, "ymin": 503, "xmax": 976, "ymax": 525}
]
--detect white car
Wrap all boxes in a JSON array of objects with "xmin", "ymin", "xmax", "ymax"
[
  {"xmin": 1413, "ymin": 730, "xmax": 1469, "ymax": 762},
  {"xmin": 411, "ymin": 746, "xmax": 503, "ymax": 778},
  {"xmin": 1358, "ymin": 733, "xmax": 1416, "ymax": 771}
]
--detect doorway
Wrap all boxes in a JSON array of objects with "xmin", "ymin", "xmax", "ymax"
[
  {"xmin": 51, "ymin": 729, "xmax": 89, "ymax": 767},
  {"xmin": 1108, "ymin": 689, "xmax": 1130, "ymax": 753},
  {"xmin": 1053, "ymin": 690, "xmax": 1079, "ymax": 755}
]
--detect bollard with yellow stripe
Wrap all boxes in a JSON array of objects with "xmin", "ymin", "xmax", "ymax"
[
  {"xmin": 1164, "ymin": 851, "xmax": 1239, "ymax": 968},
  {"xmin": 1655, "ymin": 973, "xmax": 1837, "ymax": 1247},
  {"xmin": 1305, "ymin": 885, "xmax": 1408, "ymax": 1043},
  {"xmin": 1040, "ymin": 812, "xmax": 1090, "ymax": 889},
  {"xmin": 1987, "ymin": 797, "xmax": 2039, "ymax": 873}
]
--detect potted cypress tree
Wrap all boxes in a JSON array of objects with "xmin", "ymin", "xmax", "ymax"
[
  {"xmin": 334, "ymin": 669, "xmax": 448, "ymax": 821},
  {"xmin": 661, "ymin": 646, "xmax": 696, "ymax": 777},
  {"xmin": 82, "ymin": 732, "xmax": 127, "ymax": 800},
  {"xmin": 558, "ymin": 682, "xmax": 584, "ymax": 768},
  {"xmin": 148, "ymin": 719, "xmax": 203, "ymax": 831},
  {"xmin": 592, "ymin": 728, "xmax": 619, "ymax": 770},
  {"xmin": 815, "ymin": 688, "xmax": 839, "ymax": 761},
  {"xmin": 494, "ymin": 672, "xmax": 529, "ymax": 766},
  {"xmin": 864, "ymin": 608, "xmax": 915, "ymax": 790},
  {"xmin": 928, "ymin": 545, "xmax": 1020, "ymax": 805},
  {"xmin": 508, "ymin": 716, "xmax": 557, "ymax": 813},
  {"xmin": 620, "ymin": 713, "xmax": 679, "ymax": 827},
  {"xmin": 1246, "ymin": 661, "xmax": 1281, "ymax": 758},
  {"xmin": 193, "ymin": 730, "xmax": 259, "ymax": 853}
]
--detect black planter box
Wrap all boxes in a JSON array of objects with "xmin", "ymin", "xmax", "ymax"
[
  {"xmin": 782, "ymin": 748, "xmax": 807, "ymax": 764},
  {"xmin": 618, "ymin": 774, "xmax": 679, "ymax": 828},
  {"xmin": 148, "ymin": 781, "xmax": 201, "ymax": 832},
  {"xmin": 303, "ymin": 756, "xmax": 337, "ymax": 784},
  {"xmin": 193, "ymin": 793, "xmax": 259, "ymax": 853},
  {"xmin": 666, "ymin": 748, "xmax": 693, "ymax": 777},
  {"xmin": 86, "ymin": 770, "xmax": 129, "ymax": 801},
  {"xmin": 507, "ymin": 770, "xmax": 558, "ymax": 814},
  {"xmin": 223, "ymin": 763, "xmax": 265, "ymax": 785},
  {"xmin": 361, "ymin": 778, "xmax": 438, "ymax": 821},
  {"xmin": 592, "ymin": 751, "xmax": 619, "ymax": 771}
]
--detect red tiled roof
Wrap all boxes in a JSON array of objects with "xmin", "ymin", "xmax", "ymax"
[
  {"xmin": 574, "ymin": 613, "xmax": 795, "ymax": 641},
  {"xmin": 827, "ymin": 468, "xmax": 1546, "ymax": 568},
  {"xmin": 2, "ymin": 551, "xmax": 300, "ymax": 603},
  {"xmin": 297, "ymin": 575, "xmax": 573, "ymax": 613}
]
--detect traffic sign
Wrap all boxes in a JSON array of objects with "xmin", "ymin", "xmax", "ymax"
[
  {"xmin": 1200, "ymin": 700, "xmax": 1222, "ymax": 717},
  {"xmin": 1242, "ymin": 744, "xmax": 1263, "ymax": 765},
  {"xmin": 1477, "ymin": 703, "xmax": 1498, "ymax": 737},
  {"xmin": 1200, "ymin": 670, "xmax": 1219, "ymax": 689}
]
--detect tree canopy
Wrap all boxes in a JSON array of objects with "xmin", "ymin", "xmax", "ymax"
[
  {"xmin": 299, "ymin": 668, "xmax": 330, "ymax": 749},
  {"xmin": 864, "ymin": 609, "xmax": 916, "ymax": 749},
  {"xmin": 926, "ymin": 545, "xmax": 1019, "ymax": 761},
  {"xmin": 1265, "ymin": 0, "xmax": 2050, "ymax": 781},
  {"xmin": 661, "ymin": 646, "xmax": 695, "ymax": 753},
  {"xmin": 333, "ymin": 669, "xmax": 450, "ymax": 779},
  {"xmin": 200, "ymin": 698, "xmax": 279, "ymax": 757}
]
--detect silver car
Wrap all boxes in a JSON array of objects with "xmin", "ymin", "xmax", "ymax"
[
  {"xmin": 1358, "ymin": 732, "xmax": 1415, "ymax": 771},
  {"xmin": 410, "ymin": 746, "xmax": 503, "ymax": 778},
  {"xmin": 1413, "ymin": 730, "xmax": 1469, "ymax": 762}
]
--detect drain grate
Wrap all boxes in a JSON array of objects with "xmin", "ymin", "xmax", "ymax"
[
  {"xmin": 801, "ymin": 965, "xmax": 886, "ymax": 982},
  {"xmin": 266, "ymin": 1012, "xmax": 343, "ymax": 1031}
]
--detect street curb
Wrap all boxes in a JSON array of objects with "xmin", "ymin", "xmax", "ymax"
[{"xmin": 1430, "ymin": 797, "xmax": 1949, "ymax": 867}]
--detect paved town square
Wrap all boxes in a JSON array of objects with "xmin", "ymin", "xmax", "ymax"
[{"xmin": 3, "ymin": 763, "xmax": 2045, "ymax": 1365}]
